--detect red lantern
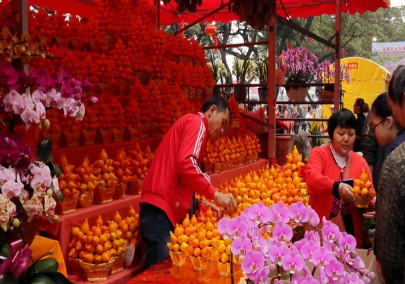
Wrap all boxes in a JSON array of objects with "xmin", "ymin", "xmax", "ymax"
[{"xmin": 205, "ymin": 22, "xmax": 217, "ymax": 39}]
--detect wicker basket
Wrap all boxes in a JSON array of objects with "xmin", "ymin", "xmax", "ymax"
[
  {"xmin": 354, "ymin": 194, "xmax": 373, "ymax": 208},
  {"xmin": 63, "ymin": 131, "xmax": 81, "ymax": 147},
  {"xmin": 55, "ymin": 192, "xmax": 79, "ymax": 215},
  {"xmin": 111, "ymin": 254, "xmax": 125, "ymax": 275},
  {"xmin": 78, "ymin": 259, "xmax": 115, "ymax": 282},
  {"xmin": 81, "ymin": 129, "xmax": 97, "ymax": 146}
]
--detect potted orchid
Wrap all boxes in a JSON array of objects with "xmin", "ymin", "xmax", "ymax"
[
  {"xmin": 218, "ymin": 201, "xmax": 375, "ymax": 283},
  {"xmin": 279, "ymin": 47, "xmax": 350, "ymax": 101}
]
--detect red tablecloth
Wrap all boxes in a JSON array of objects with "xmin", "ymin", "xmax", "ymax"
[
  {"xmin": 209, "ymin": 159, "xmax": 268, "ymax": 187},
  {"xmin": 38, "ymin": 194, "xmax": 141, "ymax": 263},
  {"xmin": 127, "ymin": 258, "xmax": 243, "ymax": 284}
]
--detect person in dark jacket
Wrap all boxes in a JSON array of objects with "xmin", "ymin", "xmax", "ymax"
[
  {"xmin": 375, "ymin": 66, "xmax": 405, "ymax": 284},
  {"xmin": 369, "ymin": 92, "xmax": 405, "ymax": 156},
  {"xmin": 353, "ymin": 98, "xmax": 366, "ymax": 152}
]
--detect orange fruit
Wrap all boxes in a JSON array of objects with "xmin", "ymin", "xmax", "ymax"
[
  {"xmin": 193, "ymin": 247, "xmax": 201, "ymax": 257},
  {"xmin": 361, "ymin": 188, "xmax": 369, "ymax": 197}
]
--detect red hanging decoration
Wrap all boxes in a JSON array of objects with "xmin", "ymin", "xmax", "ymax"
[
  {"xmin": 213, "ymin": 35, "xmax": 218, "ymax": 51},
  {"xmin": 204, "ymin": 22, "xmax": 217, "ymax": 39},
  {"xmin": 179, "ymin": 21, "xmax": 185, "ymax": 36},
  {"xmin": 307, "ymin": 37, "xmax": 312, "ymax": 43},
  {"xmin": 287, "ymin": 42, "xmax": 291, "ymax": 49},
  {"xmin": 341, "ymin": 48, "xmax": 345, "ymax": 58}
]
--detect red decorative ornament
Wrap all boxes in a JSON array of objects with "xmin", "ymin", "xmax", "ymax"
[
  {"xmin": 179, "ymin": 21, "xmax": 185, "ymax": 36},
  {"xmin": 307, "ymin": 37, "xmax": 312, "ymax": 43},
  {"xmin": 341, "ymin": 48, "xmax": 345, "ymax": 58},
  {"xmin": 287, "ymin": 42, "xmax": 291, "ymax": 49},
  {"xmin": 205, "ymin": 22, "xmax": 217, "ymax": 39},
  {"xmin": 213, "ymin": 35, "xmax": 218, "ymax": 51}
]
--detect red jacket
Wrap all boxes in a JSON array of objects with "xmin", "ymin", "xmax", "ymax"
[
  {"xmin": 140, "ymin": 112, "xmax": 216, "ymax": 227},
  {"xmin": 304, "ymin": 144, "xmax": 372, "ymax": 247}
]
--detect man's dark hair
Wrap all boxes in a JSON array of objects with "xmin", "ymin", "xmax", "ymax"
[
  {"xmin": 200, "ymin": 96, "xmax": 229, "ymax": 113},
  {"xmin": 327, "ymin": 108, "xmax": 357, "ymax": 138},
  {"xmin": 388, "ymin": 65, "xmax": 405, "ymax": 106}
]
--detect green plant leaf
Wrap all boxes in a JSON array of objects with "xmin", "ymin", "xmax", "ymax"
[
  {"xmin": 29, "ymin": 272, "xmax": 72, "ymax": 284},
  {"xmin": 31, "ymin": 257, "xmax": 59, "ymax": 274}
]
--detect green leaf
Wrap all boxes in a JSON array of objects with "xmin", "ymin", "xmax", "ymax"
[
  {"xmin": 37, "ymin": 139, "xmax": 53, "ymax": 163},
  {"xmin": 29, "ymin": 273, "xmax": 73, "ymax": 284},
  {"xmin": 32, "ymin": 257, "xmax": 59, "ymax": 274}
]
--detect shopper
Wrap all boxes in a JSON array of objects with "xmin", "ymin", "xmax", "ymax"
[
  {"xmin": 375, "ymin": 65, "xmax": 405, "ymax": 284},
  {"xmin": 353, "ymin": 98, "xmax": 366, "ymax": 152},
  {"xmin": 139, "ymin": 96, "xmax": 237, "ymax": 269},
  {"xmin": 304, "ymin": 108, "xmax": 371, "ymax": 248}
]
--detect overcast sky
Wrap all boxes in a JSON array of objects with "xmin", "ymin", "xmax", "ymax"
[{"xmin": 391, "ymin": 0, "xmax": 404, "ymax": 7}]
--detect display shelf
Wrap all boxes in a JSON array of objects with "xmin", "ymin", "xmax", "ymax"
[
  {"xmin": 52, "ymin": 137, "xmax": 162, "ymax": 165},
  {"xmin": 38, "ymin": 195, "xmax": 141, "ymax": 266},
  {"xmin": 209, "ymin": 159, "xmax": 268, "ymax": 187}
]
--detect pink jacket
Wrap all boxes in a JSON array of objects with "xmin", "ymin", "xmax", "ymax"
[
  {"xmin": 140, "ymin": 112, "xmax": 216, "ymax": 227},
  {"xmin": 304, "ymin": 144, "xmax": 372, "ymax": 247}
]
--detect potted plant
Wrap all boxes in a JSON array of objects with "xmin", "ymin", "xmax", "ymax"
[
  {"xmin": 316, "ymin": 63, "xmax": 350, "ymax": 102},
  {"xmin": 232, "ymin": 58, "xmax": 255, "ymax": 103},
  {"xmin": 255, "ymin": 57, "xmax": 268, "ymax": 101},
  {"xmin": 207, "ymin": 58, "xmax": 227, "ymax": 97}
]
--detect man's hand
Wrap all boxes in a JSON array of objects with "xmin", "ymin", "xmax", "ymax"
[{"xmin": 213, "ymin": 191, "xmax": 237, "ymax": 214}]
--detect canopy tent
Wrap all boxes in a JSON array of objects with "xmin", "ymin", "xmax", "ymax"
[
  {"xmin": 153, "ymin": 0, "xmax": 390, "ymax": 26},
  {"xmin": 26, "ymin": 0, "xmax": 391, "ymax": 161},
  {"xmin": 341, "ymin": 57, "xmax": 392, "ymax": 110},
  {"xmin": 28, "ymin": 0, "xmax": 390, "ymax": 23},
  {"xmin": 322, "ymin": 57, "xmax": 392, "ymax": 119}
]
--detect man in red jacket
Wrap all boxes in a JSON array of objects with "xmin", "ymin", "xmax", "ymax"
[{"xmin": 140, "ymin": 96, "xmax": 237, "ymax": 269}]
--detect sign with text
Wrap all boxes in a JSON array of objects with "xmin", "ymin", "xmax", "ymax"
[{"xmin": 372, "ymin": 41, "xmax": 405, "ymax": 57}]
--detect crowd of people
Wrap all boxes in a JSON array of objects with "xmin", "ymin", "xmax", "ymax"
[{"xmin": 138, "ymin": 67, "xmax": 405, "ymax": 283}]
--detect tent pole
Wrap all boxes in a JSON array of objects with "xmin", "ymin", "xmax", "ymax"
[
  {"xmin": 334, "ymin": 0, "xmax": 341, "ymax": 111},
  {"xmin": 267, "ymin": 1, "xmax": 276, "ymax": 163},
  {"xmin": 155, "ymin": 0, "xmax": 161, "ymax": 29}
]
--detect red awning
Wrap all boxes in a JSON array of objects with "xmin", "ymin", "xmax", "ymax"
[
  {"xmin": 154, "ymin": 0, "xmax": 390, "ymax": 25},
  {"xmin": 29, "ymin": 0, "xmax": 390, "ymax": 23}
]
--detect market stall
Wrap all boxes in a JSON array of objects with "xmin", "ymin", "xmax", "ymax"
[{"xmin": 0, "ymin": 0, "xmax": 390, "ymax": 283}]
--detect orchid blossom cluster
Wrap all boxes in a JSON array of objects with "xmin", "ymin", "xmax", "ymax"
[
  {"xmin": 280, "ymin": 47, "xmax": 350, "ymax": 84},
  {"xmin": 218, "ymin": 201, "xmax": 375, "ymax": 284},
  {"xmin": 0, "ymin": 61, "xmax": 97, "ymax": 128},
  {"xmin": 0, "ymin": 135, "xmax": 59, "ymax": 233}
]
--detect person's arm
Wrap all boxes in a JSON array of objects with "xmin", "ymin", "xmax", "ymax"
[{"xmin": 304, "ymin": 147, "xmax": 340, "ymax": 198}]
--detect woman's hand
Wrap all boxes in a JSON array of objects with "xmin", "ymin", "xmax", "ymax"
[{"xmin": 339, "ymin": 183, "xmax": 355, "ymax": 203}]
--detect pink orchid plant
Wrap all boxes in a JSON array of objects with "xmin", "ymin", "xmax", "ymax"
[
  {"xmin": 0, "ymin": 61, "xmax": 97, "ymax": 128},
  {"xmin": 280, "ymin": 47, "xmax": 350, "ymax": 85},
  {"xmin": 0, "ymin": 135, "xmax": 59, "ymax": 233},
  {"xmin": 218, "ymin": 201, "xmax": 375, "ymax": 283}
]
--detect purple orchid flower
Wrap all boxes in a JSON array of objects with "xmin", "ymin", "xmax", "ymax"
[
  {"xmin": 241, "ymin": 250, "xmax": 267, "ymax": 281},
  {"xmin": 282, "ymin": 249, "xmax": 305, "ymax": 274},
  {"xmin": 231, "ymin": 236, "xmax": 253, "ymax": 257},
  {"xmin": 324, "ymin": 259, "xmax": 345, "ymax": 281},
  {"xmin": 311, "ymin": 246, "xmax": 334, "ymax": 269},
  {"xmin": 338, "ymin": 232, "xmax": 356, "ymax": 254},
  {"xmin": 322, "ymin": 217, "xmax": 342, "ymax": 243},
  {"xmin": 268, "ymin": 241, "xmax": 289, "ymax": 265},
  {"xmin": 288, "ymin": 201, "xmax": 309, "ymax": 224},
  {"xmin": 272, "ymin": 222, "xmax": 293, "ymax": 242}
]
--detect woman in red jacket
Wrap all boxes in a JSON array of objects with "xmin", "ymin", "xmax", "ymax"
[
  {"xmin": 139, "ymin": 96, "xmax": 237, "ymax": 269},
  {"xmin": 304, "ymin": 108, "xmax": 371, "ymax": 248}
]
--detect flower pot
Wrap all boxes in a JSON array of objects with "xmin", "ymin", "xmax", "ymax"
[
  {"xmin": 41, "ymin": 131, "xmax": 62, "ymax": 148},
  {"xmin": 55, "ymin": 37, "xmax": 70, "ymax": 49},
  {"xmin": 63, "ymin": 131, "xmax": 81, "ymax": 147},
  {"xmin": 55, "ymin": 191, "xmax": 80, "ymax": 215},
  {"xmin": 112, "ymin": 128, "xmax": 124, "ymax": 142},
  {"xmin": 78, "ymin": 190, "xmax": 94, "ymax": 208},
  {"xmin": 318, "ymin": 90, "xmax": 334, "ymax": 102},
  {"xmin": 94, "ymin": 186, "xmax": 115, "ymax": 204},
  {"xmin": 276, "ymin": 136, "xmax": 293, "ymax": 165},
  {"xmin": 97, "ymin": 128, "xmax": 113, "ymax": 144},
  {"xmin": 126, "ymin": 127, "xmax": 140, "ymax": 140},
  {"xmin": 81, "ymin": 129, "xmax": 97, "ymax": 146}
]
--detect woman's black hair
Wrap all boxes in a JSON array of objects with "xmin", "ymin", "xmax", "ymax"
[
  {"xmin": 327, "ymin": 108, "xmax": 357, "ymax": 138},
  {"xmin": 388, "ymin": 65, "xmax": 405, "ymax": 106},
  {"xmin": 200, "ymin": 96, "xmax": 229, "ymax": 113},
  {"xmin": 371, "ymin": 92, "xmax": 391, "ymax": 119}
]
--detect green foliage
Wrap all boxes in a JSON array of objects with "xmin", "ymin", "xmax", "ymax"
[
  {"xmin": 232, "ymin": 58, "xmax": 255, "ymax": 83},
  {"xmin": 255, "ymin": 56, "xmax": 268, "ymax": 83}
]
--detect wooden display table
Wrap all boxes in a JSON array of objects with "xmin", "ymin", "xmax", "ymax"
[
  {"xmin": 38, "ymin": 195, "xmax": 141, "ymax": 268},
  {"xmin": 52, "ymin": 137, "xmax": 162, "ymax": 165},
  {"xmin": 127, "ymin": 258, "xmax": 243, "ymax": 284}
]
